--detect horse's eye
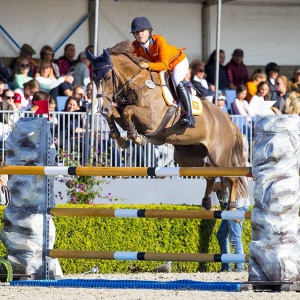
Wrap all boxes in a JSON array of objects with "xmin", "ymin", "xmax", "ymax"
[{"xmin": 105, "ymin": 76, "xmax": 111, "ymax": 81}]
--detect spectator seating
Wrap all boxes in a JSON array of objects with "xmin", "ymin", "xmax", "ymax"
[
  {"xmin": 56, "ymin": 96, "xmax": 68, "ymax": 111},
  {"xmin": 225, "ymin": 89, "xmax": 236, "ymax": 114}
]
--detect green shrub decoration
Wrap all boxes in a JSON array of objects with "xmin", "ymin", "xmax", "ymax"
[{"xmin": 0, "ymin": 205, "xmax": 252, "ymax": 274}]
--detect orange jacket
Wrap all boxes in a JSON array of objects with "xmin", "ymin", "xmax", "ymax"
[
  {"xmin": 245, "ymin": 81, "xmax": 257, "ymax": 101},
  {"xmin": 132, "ymin": 35, "xmax": 186, "ymax": 72}
]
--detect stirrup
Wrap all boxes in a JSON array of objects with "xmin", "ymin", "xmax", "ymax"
[{"xmin": 180, "ymin": 112, "xmax": 195, "ymax": 129}]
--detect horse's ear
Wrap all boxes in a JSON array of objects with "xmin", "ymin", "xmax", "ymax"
[
  {"xmin": 85, "ymin": 49, "xmax": 96, "ymax": 62},
  {"xmin": 103, "ymin": 49, "xmax": 111, "ymax": 61}
]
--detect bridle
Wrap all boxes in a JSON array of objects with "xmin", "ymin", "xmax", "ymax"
[{"xmin": 94, "ymin": 61, "xmax": 144, "ymax": 107}]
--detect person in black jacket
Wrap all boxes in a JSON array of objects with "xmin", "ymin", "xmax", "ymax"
[
  {"xmin": 205, "ymin": 49, "xmax": 229, "ymax": 91},
  {"xmin": 0, "ymin": 61, "xmax": 13, "ymax": 83},
  {"xmin": 265, "ymin": 62, "xmax": 280, "ymax": 100}
]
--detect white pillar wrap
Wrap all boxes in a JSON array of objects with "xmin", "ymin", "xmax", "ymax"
[
  {"xmin": 1, "ymin": 118, "xmax": 59, "ymax": 279},
  {"xmin": 249, "ymin": 115, "xmax": 300, "ymax": 281}
]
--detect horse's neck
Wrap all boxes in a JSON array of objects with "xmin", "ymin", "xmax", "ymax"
[
  {"xmin": 113, "ymin": 55, "xmax": 140, "ymax": 85},
  {"xmin": 113, "ymin": 54, "xmax": 167, "ymax": 109}
]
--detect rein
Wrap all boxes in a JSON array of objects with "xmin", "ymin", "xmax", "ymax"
[
  {"xmin": 112, "ymin": 67, "xmax": 143, "ymax": 105},
  {"xmin": 96, "ymin": 63, "xmax": 145, "ymax": 107},
  {"xmin": 96, "ymin": 57, "xmax": 167, "ymax": 107}
]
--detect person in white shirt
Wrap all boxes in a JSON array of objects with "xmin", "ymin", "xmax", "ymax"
[
  {"xmin": 249, "ymin": 81, "xmax": 271, "ymax": 115},
  {"xmin": 35, "ymin": 60, "xmax": 73, "ymax": 94},
  {"xmin": 232, "ymin": 84, "xmax": 254, "ymax": 116},
  {"xmin": 14, "ymin": 79, "xmax": 40, "ymax": 110}
]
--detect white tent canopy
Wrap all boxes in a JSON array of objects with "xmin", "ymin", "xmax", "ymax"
[{"xmin": 0, "ymin": 0, "xmax": 299, "ymax": 66}]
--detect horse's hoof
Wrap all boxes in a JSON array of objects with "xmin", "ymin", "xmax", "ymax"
[
  {"xmin": 118, "ymin": 138, "xmax": 130, "ymax": 149},
  {"xmin": 135, "ymin": 135, "xmax": 148, "ymax": 147},
  {"xmin": 140, "ymin": 135, "xmax": 148, "ymax": 147},
  {"xmin": 202, "ymin": 197, "xmax": 212, "ymax": 210}
]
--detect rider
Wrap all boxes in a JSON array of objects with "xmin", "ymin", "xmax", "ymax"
[{"xmin": 130, "ymin": 16, "xmax": 195, "ymax": 128}]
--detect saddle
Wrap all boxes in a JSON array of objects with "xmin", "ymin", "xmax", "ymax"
[
  {"xmin": 158, "ymin": 71, "xmax": 203, "ymax": 116},
  {"xmin": 145, "ymin": 71, "xmax": 203, "ymax": 139}
]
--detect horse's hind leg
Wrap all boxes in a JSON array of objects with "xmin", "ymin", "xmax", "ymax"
[
  {"xmin": 123, "ymin": 107, "xmax": 148, "ymax": 146},
  {"xmin": 202, "ymin": 177, "xmax": 216, "ymax": 210}
]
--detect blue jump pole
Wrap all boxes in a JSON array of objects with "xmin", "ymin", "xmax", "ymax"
[
  {"xmin": 53, "ymin": 13, "xmax": 91, "ymax": 53},
  {"xmin": 0, "ymin": 24, "xmax": 21, "ymax": 50}
]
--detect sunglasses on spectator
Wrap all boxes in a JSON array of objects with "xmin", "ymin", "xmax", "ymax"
[
  {"xmin": 275, "ymin": 82, "xmax": 283, "ymax": 85},
  {"xmin": 75, "ymin": 93, "xmax": 83, "ymax": 97},
  {"xmin": 197, "ymin": 69, "xmax": 205, "ymax": 72},
  {"xmin": 21, "ymin": 64, "xmax": 30, "ymax": 68},
  {"xmin": 5, "ymin": 96, "xmax": 15, "ymax": 100}
]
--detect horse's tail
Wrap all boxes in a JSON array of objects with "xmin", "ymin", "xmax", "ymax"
[{"xmin": 231, "ymin": 122, "xmax": 249, "ymax": 199}]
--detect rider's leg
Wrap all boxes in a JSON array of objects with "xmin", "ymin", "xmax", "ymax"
[
  {"xmin": 173, "ymin": 58, "xmax": 195, "ymax": 128},
  {"xmin": 176, "ymin": 82, "xmax": 195, "ymax": 128}
]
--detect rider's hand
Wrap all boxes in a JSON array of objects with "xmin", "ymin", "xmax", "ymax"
[{"xmin": 140, "ymin": 62, "xmax": 149, "ymax": 69}]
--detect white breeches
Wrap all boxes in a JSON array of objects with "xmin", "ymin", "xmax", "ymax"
[{"xmin": 172, "ymin": 57, "xmax": 189, "ymax": 86}]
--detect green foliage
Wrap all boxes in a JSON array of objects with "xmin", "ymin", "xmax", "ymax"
[
  {"xmin": 0, "ymin": 258, "xmax": 13, "ymax": 282},
  {"xmin": 0, "ymin": 207, "xmax": 6, "ymax": 257},
  {"xmin": 52, "ymin": 204, "xmax": 253, "ymax": 274},
  {"xmin": 0, "ymin": 205, "xmax": 253, "ymax": 274}
]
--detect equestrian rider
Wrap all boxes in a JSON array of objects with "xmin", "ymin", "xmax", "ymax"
[{"xmin": 130, "ymin": 16, "xmax": 195, "ymax": 128}]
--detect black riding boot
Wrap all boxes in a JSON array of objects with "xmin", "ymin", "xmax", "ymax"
[{"xmin": 176, "ymin": 81, "xmax": 195, "ymax": 128}]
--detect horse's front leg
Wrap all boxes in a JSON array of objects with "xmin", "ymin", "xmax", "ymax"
[
  {"xmin": 123, "ymin": 106, "xmax": 147, "ymax": 146},
  {"xmin": 202, "ymin": 177, "xmax": 216, "ymax": 210},
  {"xmin": 106, "ymin": 107, "xmax": 130, "ymax": 149}
]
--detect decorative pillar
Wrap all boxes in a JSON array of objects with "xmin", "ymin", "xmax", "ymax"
[
  {"xmin": 249, "ymin": 115, "xmax": 300, "ymax": 281},
  {"xmin": 1, "ymin": 118, "xmax": 60, "ymax": 279}
]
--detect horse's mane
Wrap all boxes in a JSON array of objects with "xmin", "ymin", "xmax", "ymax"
[{"xmin": 107, "ymin": 40, "xmax": 144, "ymax": 65}]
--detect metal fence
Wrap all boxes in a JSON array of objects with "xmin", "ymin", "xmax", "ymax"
[{"xmin": 0, "ymin": 111, "xmax": 254, "ymax": 168}]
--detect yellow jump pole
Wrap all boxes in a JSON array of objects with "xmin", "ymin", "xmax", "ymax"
[
  {"xmin": 49, "ymin": 208, "xmax": 252, "ymax": 220},
  {"xmin": 0, "ymin": 166, "xmax": 253, "ymax": 177},
  {"xmin": 48, "ymin": 250, "xmax": 250, "ymax": 263}
]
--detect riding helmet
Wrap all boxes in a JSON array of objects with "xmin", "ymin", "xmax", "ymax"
[
  {"xmin": 130, "ymin": 17, "xmax": 153, "ymax": 33},
  {"xmin": 265, "ymin": 62, "xmax": 280, "ymax": 74}
]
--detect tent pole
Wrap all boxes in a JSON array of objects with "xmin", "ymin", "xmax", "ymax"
[
  {"xmin": 89, "ymin": 0, "xmax": 99, "ymax": 163},
  {"xmin": 214, "ymin": 0, "xmax": 222, "ymax": 105}
]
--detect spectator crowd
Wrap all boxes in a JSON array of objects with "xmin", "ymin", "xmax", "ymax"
[
  {"xmin": 0, "ymin": 43, "xmax": 299, "ymax": 170},
  {"xmin": 1, "ymin": 44, "xmax": 300, "ymax": 119}
]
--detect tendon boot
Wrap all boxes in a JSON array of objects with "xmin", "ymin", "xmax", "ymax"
[{"xmin": 176, "ymin": 81, "xmax": 195, "ymax": 128}]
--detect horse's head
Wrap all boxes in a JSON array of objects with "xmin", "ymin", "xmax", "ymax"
[
  {"xmin": 87, "ymin": 42, "xmax": 145, "ymax": 117},
  {"xmin": 86, "ymin": 48, "xmax": 112, "ymax": 82},
  {"xmin": 86, "ymin": 48, "xmax": 114, "ymax": 116}
]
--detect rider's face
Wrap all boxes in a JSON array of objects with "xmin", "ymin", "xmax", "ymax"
[{"xmin": 133, "ymin": 29, "xmax": 150, "ymax": 44}]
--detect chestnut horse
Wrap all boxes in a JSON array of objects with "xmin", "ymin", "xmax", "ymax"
[{"xmin": 87, "ymin": 41, "xmax": 248, "ymax": 210}]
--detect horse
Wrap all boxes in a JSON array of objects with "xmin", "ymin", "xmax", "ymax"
[{"xmin": 86, "ymin": 40, "xmax": 248, "ymax": 210}]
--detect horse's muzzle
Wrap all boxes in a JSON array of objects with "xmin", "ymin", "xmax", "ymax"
[{"xmin": 101, "ymin": 106, "xmax": 110, "ymax": 116}]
